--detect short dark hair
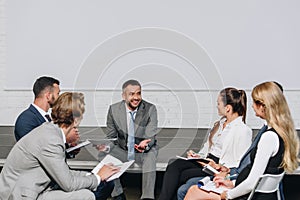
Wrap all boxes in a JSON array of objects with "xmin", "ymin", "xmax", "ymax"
[
  {"xmin": 33, "ymin": 76, "xmax": 60, "ymax": 99},
  {"xmin": 122, "ymin": 79, "xmax": 141, "ymax": 92}
]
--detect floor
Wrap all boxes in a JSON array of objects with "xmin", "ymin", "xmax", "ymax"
[
  {"xmin": 1, "ymin": 167, "xmax": 300, "ymax": 199},
  {"xmin": 110, "ymin": 172, "xmax": 164, "ymax": 200},
  {"xmin": 112, "ymin": 173, "xmax": 300, "ymax": 200}
]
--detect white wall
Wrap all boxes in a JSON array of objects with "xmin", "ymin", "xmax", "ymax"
[
  {"xmin": 1, "ymin": 0, "xmax": 300, "ymax": 129},
  {"xmin": 5, "ymin": 0, "xmax": 300, "ymax": 90}
]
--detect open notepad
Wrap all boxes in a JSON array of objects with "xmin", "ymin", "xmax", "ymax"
[
  {"xmin": 176, "ymin": 155, "xmax": 210, "ymax": 164},
  {"xmin": 66, "ymin": 138, "xmax": 118, "ymax": 153},
  {"xmin": 202, "ymin": 164, "xmax": 220, "ymax": 175},
  {"xmin": 66, "ymin": 140, "xmax": 91, "ymax": 153},
  {"xmin": 198, "ymin": 176, "xmax": 228, "ymax": 194},
  {"xmin": 91, "ymin": 155, "xmax": 134, "ymax": 182}
]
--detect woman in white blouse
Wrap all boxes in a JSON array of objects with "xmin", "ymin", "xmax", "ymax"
[
  {"xmin": 158, "ymin": 87, "xmax": 252, "ymax": 200},
  {"xmin": 184, "ymin": 81, "xmax": 299, "ymax": 200}
]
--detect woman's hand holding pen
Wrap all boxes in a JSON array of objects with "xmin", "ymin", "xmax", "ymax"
[
  {"xmin": 187, "ymin": 150, "xmax": 201, "ymax": 158},
  {"xmin": 215, "ymin": 171, "xmax": 228, "ymax": 178},
  {"xmin": 214, "ymin": 163, "xmax": 230, "ymax": 173},
  {"xmin": 196, "ymin": 158, "xmax": 230, "ymax": 175},
  {"xmin": 204, "ymin": 159, "xmax": 217, "ymax": 168},
  {"xmin": 213, "ymin": 176, "xmax": 234, "ymax": 189}
]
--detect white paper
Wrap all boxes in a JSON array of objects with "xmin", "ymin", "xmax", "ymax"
[
  {"xmin": 205, "ymin": 164, "xmax": 220, "ymax": 175},
  {"xmin": 198, "ymin": 176, "xmax": 210, "ymax": 185},
  {"xmin": 176, "ymin": 155, "xmax": 209, "ymax": 163},
  {"xmin": 176, "ymin": 155, "xmax": 192, "ymax": 160},
  {"xmin": 91, "ymin": 155, "xmax": 134, "ymax": 182},
  {"xmin": 199, "ymin": 178, "xmax": 227, "ymax": 194},
  {"xmin": 66, "ymin": 140, "xmax": 91, "ymax": 153}
]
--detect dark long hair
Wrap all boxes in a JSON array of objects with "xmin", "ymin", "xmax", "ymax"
[{"xmin": 219, "ymin": 87, "xmax": 247, "ymax": 123}]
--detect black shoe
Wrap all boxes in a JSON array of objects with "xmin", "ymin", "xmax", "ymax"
[
  {"xmin": 112, "ymin": 193, "xmax": 126, "ymax": 200},
  {"xmin": 140, "ymin": 199, "xmax": 154, "ymax": 200}
]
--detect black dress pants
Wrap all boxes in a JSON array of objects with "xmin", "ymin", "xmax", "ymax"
[
  {"xmin": 158, "ymin": 159, "xmax": 207, "ymax": 200},
  {"xmin": 158, "ymin": 154, "xmax": 219, "ymax": 200}
]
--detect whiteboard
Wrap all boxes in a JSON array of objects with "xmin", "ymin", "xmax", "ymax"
[{"xmin": 6, "ymin": 0, "xmax": 300, "ymax": 90}]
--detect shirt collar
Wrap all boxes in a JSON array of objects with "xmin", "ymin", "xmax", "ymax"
[
  {"xmin": 219, "ymin": 117, "xmax": 227, "ymax": 126},
  {"xmin": 124, "ymin": 102, "xmax": 138, "ymax": 113},
  {"xmin": 32, "ymin": 103, "xmax": 49, "ymax": 117},
  {"xmin": 229, "ymin": 116, "xmax": 243, "ymax": 126},
  {"xmin": 221, "ymin": 116, "xmax": 243, "ymax": 128},
  {"xmin": 60, "ymin": 128, "xmax": 66, "ymax": 144}
]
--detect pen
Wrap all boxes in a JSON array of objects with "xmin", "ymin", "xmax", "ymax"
[{"xmin": 225, "ymin": 174, "xmax": 238, "ymax": 180}]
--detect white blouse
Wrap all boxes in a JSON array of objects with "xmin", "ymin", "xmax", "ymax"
[{"xmin": 199, "ymin": 117, "xmax": 252, "ymax": 168}]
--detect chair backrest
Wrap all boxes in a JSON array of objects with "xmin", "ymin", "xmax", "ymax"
[{"xmin": 247, "ymin": 172, "xmax": 285, "ymax": 200}]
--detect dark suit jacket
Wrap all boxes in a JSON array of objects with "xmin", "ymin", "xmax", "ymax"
[
  {"xmin": 106, "ymin": 100, "xmax": 158, "ymax": 151},
  {"xmin": 14, "ymin": 104, "xmax": 46, "ymax": 141},
  {"xmin": 230, "ymin": 125, "xmax": 268, "ymax": 177}
]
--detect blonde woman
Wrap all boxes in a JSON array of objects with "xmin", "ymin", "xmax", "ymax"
[{"xmin": 185, "ymin": 82, "xmax": 299, "ymax": 200}]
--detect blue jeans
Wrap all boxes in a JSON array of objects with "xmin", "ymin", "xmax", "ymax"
[
  {"xmin": 93, "ymin": 181, "xmax": 114, "ymax": 200},
  {"xmin": 177, "ymin": 177, "xmax": 202, "ymax": 200}
]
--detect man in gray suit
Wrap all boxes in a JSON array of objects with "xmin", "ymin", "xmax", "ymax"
[
  {"xmin": 0, "ymin": 92, "xmax": 119, "ymax": 200},
  {"xmin": 102, "ymin": 79, "xmax": 158, "ymax": 200}
]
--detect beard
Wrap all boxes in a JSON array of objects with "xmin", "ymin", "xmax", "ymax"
[
  {"xmin": 49, "ymin": 95, "xmax": 56, "ymax": 108},
  {"xmin": 127, "ymin": 100, "xmax": 141, "ymax": 110}
]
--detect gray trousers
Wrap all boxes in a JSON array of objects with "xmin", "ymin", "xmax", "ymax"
[
  {"xmin": 37, "ymin": 188, "xmax": 95, "ymax": 200},
  {"xmin": 99, "ymin": 145, "xmax": 158, "ymax": 199}
]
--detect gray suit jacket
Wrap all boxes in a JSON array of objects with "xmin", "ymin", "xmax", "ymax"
[
  {"xmin": 106, "ymin": 100, "xmax": 158, "ymax": 151},
  {"xmin": 0, "ymin": 122, "xmax": 98, "ymax": 200}
]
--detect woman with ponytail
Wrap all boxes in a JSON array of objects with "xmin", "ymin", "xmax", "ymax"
[
  {"xmin": 185, "ymin": 82, "xmax": 299, "ymax": 200},
  {"xmin": 159, "ymin": 87, "xmax": 252, "ymax": 200}
]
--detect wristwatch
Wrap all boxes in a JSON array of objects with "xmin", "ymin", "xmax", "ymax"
[{"xmin": 145, "ymin": 144, "xmax": 150, "ymax": 151}]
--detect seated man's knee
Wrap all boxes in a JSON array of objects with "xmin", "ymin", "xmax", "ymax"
[
  {"xmin": 94, "ymin": 181, "xmax": 114, "ymax": 200},
  {"xmin": 80, "ymin": 189, "xmax": 96, "ymax": 200}
]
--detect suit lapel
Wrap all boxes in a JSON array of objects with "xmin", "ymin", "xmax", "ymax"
[
  {"xmin": 117, "ymin": 101, "xmax": 145, "ymax": 134},
  {"xmin": 29, "ymin": 104, "xmax": 46, "ymax": 124},
  {"xmin": 135, "ymin": 101, "xmax": 145, "ymax": 132},
  {"xmin": 118, "ymin": 102, "xmax": 128, "ymax": 133}
]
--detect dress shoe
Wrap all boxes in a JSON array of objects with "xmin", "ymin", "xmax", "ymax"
[{"xmin": 112, "ymin": 193, "xmax": 126, "ymax": 200}]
